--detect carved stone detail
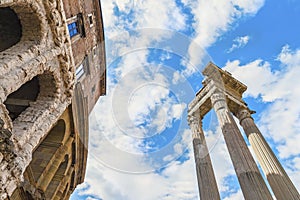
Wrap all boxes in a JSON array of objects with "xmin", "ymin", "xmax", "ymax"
[
  {"xmin": 43, "ymin": 0, "xmax": 75, "ymax": 98},
  {"xmin": 0, "ymin": 0, "xmax": 75, "ymax": 198}
]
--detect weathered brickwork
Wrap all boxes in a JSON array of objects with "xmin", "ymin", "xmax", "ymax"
[{"xmin": 0, "ymin": 0, "xmax": 106, "ymax": 199}]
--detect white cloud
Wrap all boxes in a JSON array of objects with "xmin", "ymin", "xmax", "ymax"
[
  {"xmin": 182, "ymin": 0, "xmax": 265, "ymax": 72},
  {"xmin": 71, "ymin": 0, "xmax": 274, "ymax": 199},
  {"xmin": 77, "ymin": 142, "xmax": 199, "ymax": 200},
  {"xmin": 223, "ymin": 59, "xmax": 279, "ymax": 100},
  {"xmin": 227, "ymin": 35, "xmax": 250, "ymax": 53}
]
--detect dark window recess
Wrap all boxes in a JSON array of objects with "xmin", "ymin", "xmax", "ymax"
[
  {"xmin": 0, "ymin": 7, "xmax": 22, "ymax": 52},
  {"xmin": 91, "ymin": 85, "xmax": 96, "ymax": 94},
  {"xmin": 88, "ymin": 15, "xmax": 93, "ymax": 26},
  {"xmin": 4, "ymin": 77, "xmax": 39, "ymax": 121},
  {"xmin": 83, "ymin": 56, "xmax": 90, "ymax": 74},
  {"xmin": 77, "ymin": 13, "xmax": 86, "ymax": 37},
  {"xmin": 72, "ymin": 142, "xmax": 76, "ymax": 165}
]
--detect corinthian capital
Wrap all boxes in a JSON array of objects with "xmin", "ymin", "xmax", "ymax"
[
  {"xmin": 188, "ymin": 114, "xmax": 202, "ymax": 139},
  {"xmin": 237, "ymin": 108, "xmax": 255, "ymax": 122}
]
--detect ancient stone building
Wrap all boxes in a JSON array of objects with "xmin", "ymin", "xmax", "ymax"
[
  {"xmin": 0, "ymin": 0, "xmax": 106, "ymax": 199},
  {"xmin": 188, "ymin": 63, "xmax": 300, "ymax": 200}
]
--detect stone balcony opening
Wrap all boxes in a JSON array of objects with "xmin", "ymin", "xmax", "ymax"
[
  {"xmin": 0, "ymin": 3, "xmax": 45, "ymax": 71},
  {"xmin": 0, "ymin": 7, "xmax": 22, "ymax": 52},
  {"xmin": 25, "ymin": 119, "xmax": 66, "ymax": 183},
  {"xmin": 3, "ymin": 71, "xmax": 58, "ymax": 123},
  {"xmin": 4, "ymin": 76, "xmax": 39, "ymax": 121}
]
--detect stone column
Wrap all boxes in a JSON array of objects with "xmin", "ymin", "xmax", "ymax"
[
  {"xmin": 188, "ymin": 114, "xmax": 220, "ymax": 200},
  {"xmin": 237, "ymin": 109, "xmax": 300, "ymax": 200},
  {"xmin": 210, "ymin": 91, "xmax": 273, "ymax": 200}
]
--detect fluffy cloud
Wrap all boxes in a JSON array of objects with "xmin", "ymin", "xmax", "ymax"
[
  {"xmin": 182, "ymin": 0, "xmax": 265, "ymax": 71},
  {"xmin": 227, "ymin": 35, "xmax": 250, "ymax": 53},
  {"xmin": 223, "ymin": 59, "xmax": 278, "ymax": 100},
  {"xmin": 77, "ymin": 136, "xmax": 199, "ymax": 200},
  {"xmin": 71, "ymin": 0, "xmax": 273, "ymax": 199}
]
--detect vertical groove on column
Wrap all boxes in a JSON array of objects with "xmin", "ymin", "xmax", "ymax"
[
  {"xmin": 238, "ymin": 109, "xmax": 300, "ymax": 200},
  {"xmin": 189, "ymin": 115, "xmax": 220, "ymax": 200},
  {"xmin": 211, "ymin": 92, "xmax": 273, "ymax": 200}
]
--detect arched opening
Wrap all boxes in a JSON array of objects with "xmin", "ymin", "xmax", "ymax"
[
  {"xmin": 4, "ymin": 76, "xmax": 39, "ymax": 121},
  {"xmin": 0, "ymin": 7, "xmax": 22, "ymax": 52},
  {"xmin": 45, "ymin": 155, "xmax": 68, "ymax": 199},
  {"xmin": 24, "ymin": 119, "xmax": 66, "ymax": 183},
  {"xmin": 0, "ymin": 3, "xmax": 45, "ymax": 72},
  {"xmin": 4, "ymin": 72, "xmax": 57, "ymax": 122}
]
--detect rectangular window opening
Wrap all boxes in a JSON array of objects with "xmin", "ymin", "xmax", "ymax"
[
  {"xmin": 88, "ymin": 14, "xmax": 93, "ymax": 27},
  {"xmin": 68, "ymin": 22, "xmax": 79, "ymax": 38},
  {"xmin": 75, "ymin": 64, "xmax": 84, "ymax": 80}
]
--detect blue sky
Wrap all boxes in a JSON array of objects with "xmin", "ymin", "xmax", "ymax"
[{"xmin": 71, "ymin": 0, "xmax": 300, "ymax": 199}]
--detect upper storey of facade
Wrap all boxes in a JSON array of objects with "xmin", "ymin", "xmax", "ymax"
[{"xmin": 63, "ymin": 0, "xmax": 106, "ymax": 113}]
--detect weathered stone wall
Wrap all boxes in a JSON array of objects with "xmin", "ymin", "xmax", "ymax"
[
  {"xmin": 0, "ymin": 0, "xmax": 75, "ymax": 199},
  {"xmin": 0, "ymin": 0, "xmax": 106, "ymax": 199}
]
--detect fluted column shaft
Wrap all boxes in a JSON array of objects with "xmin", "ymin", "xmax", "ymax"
[
  {"xmin": 237, "ymin": 109, "xmax": 300, "ymax": 200},
  {"xmin": 188, "ymin": 115, "xmax": 220, "ymax": 200},
  {"xmin": 210, "ymin": 91, "xmax": 273, "ymax": 200}
]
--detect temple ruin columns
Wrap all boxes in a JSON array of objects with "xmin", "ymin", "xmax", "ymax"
[
  {"xmin": 210, "ymin": 90, "xmax": 273, "ymax": 200},
  {"xmin": 237, "ymin": 108, "xmax": 300, "ymax": 200},
  {"xmin": 188, "ymin": 114, "xmax": 220, "ymax": 200}
]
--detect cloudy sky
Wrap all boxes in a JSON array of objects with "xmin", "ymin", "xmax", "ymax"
[{"xmin": 71, "ymin": 0, "xmax": 300, "ymax": 199}]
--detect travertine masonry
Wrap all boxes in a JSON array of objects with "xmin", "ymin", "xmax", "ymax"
[{"xmin": 0, "ymin": 0, "xmax": 74, "ymax": 199}]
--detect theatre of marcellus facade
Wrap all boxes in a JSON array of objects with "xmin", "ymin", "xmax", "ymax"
[{"xmin": 0, "ymin": 0, "xmax": 106, "ymax": 199}]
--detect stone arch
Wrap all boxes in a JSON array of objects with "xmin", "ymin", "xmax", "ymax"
[
  {"xmin": 4, "ymin": 76, "xmax": 39, "ymax": 121},
  {"xmin": 25, "ymin": 119, "xmax": 66, "ymax": 183},
  {"xmin": 0, "ymin": 2, "xmax": 48, "ymax": 77},
  {"xmin": 45, "ymin": 155, "xmax": 68, "ymax": 199},
  {"xmin": 0, "ymin": 2, "xmax": 45, "ymax": 50},
  {"xmin": 3, "ymin": 71, "xmax": 58, "ymax": 122}
]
